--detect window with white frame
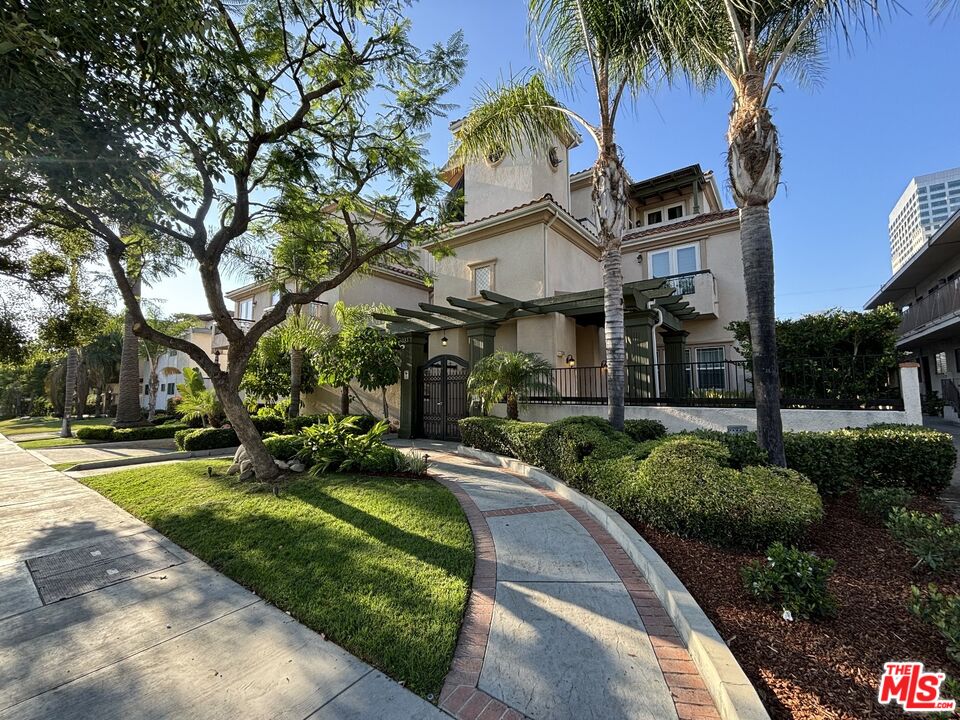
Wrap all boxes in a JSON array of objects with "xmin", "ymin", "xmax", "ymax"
[
  {"xmin": 650, "ymin": 243, "xmax": 700, "ymax": 281},
  {"xmin": 238, "ymin": 299, "xmax": 253, "ymax": 320},
  {"xmin": 166, "ymin": 382, "xmax": 176, "ymax": 394},
  {"xmin": 667, "ymin": 205, "xmax": 683, "ymax": 220},
  {"xmin": 270, "ymin": 289, "xmax": 281, "ymax": 306},
  {"xmin": 696, "ymin": 347, "xmax": 725, "ymax": 390},
  {"xmin": 472, "ymin": 262, "xmax": 495, "ymax": 296}
]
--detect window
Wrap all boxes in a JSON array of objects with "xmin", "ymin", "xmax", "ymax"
[
  {"xmin": 650, "ymin": 243, "xmax": 700, "ymax": 279},
  {"xmin": 238, "ymin": 299, "xmax": 253, "ymax": 320},
  {"xmin": 270, "ymin": 289, "xmax": 281, "ymax": 306},
  {"xmin": 667, "ymin": 205, "xmax": 683, "ymax": 221},
  {"xmin": 696, "ymin": 347, "xmax": 725, "ymax": 390},
  {"xmin": 647, "ymin": 210, "xmax": 663, "ymax": 225},
  {"xmin": 486, "ymin": 147, "xmax": 504, "ymax": 166},
  {"xmin": 936, "ymin": 351, "xmax": 948, "ymax": 375},
  {"xmin": 167, "ymin": 382, "xmax": 176, "ymax": 394},
  {"xmin": 472, "ymin": 262, "xmax": 494, "ymax": 295}
]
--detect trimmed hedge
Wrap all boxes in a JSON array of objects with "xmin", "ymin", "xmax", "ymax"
[
  {"xmin": 283, "ymin": 413, "xmax": 379, "ymax": 435},
  {"xmin": 262, "ymin": 434, "xmax": 306, "ymax": 461},
  {"xmin": 535, "ymin": 416, "xmax": 641, "ymax": 489},
  {"xmin": 76, "ymin": 424, "xmax": 188, "ymax": 443},
  {"xmin": 250, "ymin": 415, "xmax": 285, "ymax": 435},
  {"xmin": 856, "ymin": 425, "xmax": 955, "ymax": 495},
  {"xmin": 176, "ymin": 427, "xmax": 239, "ymax": 451},
  {"xmin": 458, "ymin": 417, "xmax": 548, "ymax": 467},
  {"xmin": 626, "ymin": 438, "xmax": 823, "ymax": 548},
  {"xmin": 623, "ymin": 419, "xmax": 667, "ymax": 442}
]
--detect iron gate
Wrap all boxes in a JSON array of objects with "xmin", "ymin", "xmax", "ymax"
[{"xmin": 419, "ymin": 355, "xmax": 469, "ymax": 440}]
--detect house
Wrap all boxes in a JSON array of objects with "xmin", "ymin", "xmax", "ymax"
[
  {"xmin": 139, "ymin": 314, "xmax": 219, "ymax": 412},
  {"xmin": 865, "ymin": 209, "xmax": 960, "ymax": 417}
]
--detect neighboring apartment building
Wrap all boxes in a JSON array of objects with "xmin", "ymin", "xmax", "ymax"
[
  {"xmin": 866, "ymin": 209, "xmax": 960, "ymax": 415},
  {"xmin": 888, "ymin": 167, "xmax": 960, "ymax": 272},
  {"xmin": 138, "ymin": 314, "xmax": 219, "ymax": 412}
]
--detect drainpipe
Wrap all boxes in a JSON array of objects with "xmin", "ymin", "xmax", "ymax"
[
  {"xmin": 543, "ymin": 205, "xmax": 560, "ymax": 297},
  {"xmin": 648, "ymin": 300, "xmax": 664, "ymax": 399}
]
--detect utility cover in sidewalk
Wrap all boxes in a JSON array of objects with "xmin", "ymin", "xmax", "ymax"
[{"xmin": 26, "ymin": 536, "xmax": 183, "ymax": 604}]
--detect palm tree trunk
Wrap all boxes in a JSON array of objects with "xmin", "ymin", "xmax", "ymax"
[
  {"xmin": 340, "ymin": 385, "xmax": 350, "ymax": 415},
  {"xmin": 147, "ymin": 367, "xmax": 159, "ymax": 422},
  {"xmin": 728, "ymin": 84, "xmax": 786, "ymax": 465},
  {"xmin": 115, "ymin": 275, "xmax": 143, "ymax": 427},
  {"xmin": 60, "ymin": 347, "xmax": 79, "ymax": 438},
  {"xmin": 594, "ymin": 150, "xmax": 628, "ymax": 431},
  {"xmin": 289, "ymin": 347, "xmax": 303, "ymax": 418},
  {"xmin": 381, "ymin": 386, "xmax": 389, "ymax": 422},
  {"xmin": 506, "ymin": 392, "xmax": 519, "ymax": 420}
]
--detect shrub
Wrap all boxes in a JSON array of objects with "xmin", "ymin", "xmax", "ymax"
[
  {"xmin": 887, "ymin": 508, "xmax": 960, "ymax": 572},
  {"xmin": 858, "ymin": 486, "xmax": 914, "ymax": 523},
  {"xmin": 177, "ymin": 427, "xmax": 239, "ymax": 452},
  {"xmin": 781, "ymin": 430, "xmax": 858, "ymax": 495},
  {"xmin": 627, "ymin": 437, "xmax": 823, "ymax": 548},
  {"xmin": 623, "ymin": 419, "xmax": 667, "ymax": 442},
  {"xmin": 75, "ymin": 425, "xmax": 116, "ymax": 442},
  {"xmin": 856, "ymin": 425, "xmax": 955, "ymax": 495},
  {"xmin": 250, "ymin": 415, "xmax": 285, "ymax": 435},
  {"xmin": 535, "ymin": 416, "xmax": 639, "ymax": 491},
  {"xmin": 298, "ymin": 415, "xmax": 393, "ymax": 474},
  {"xmin": 910, "ymin": 584, "xmax": 960, "ymax": 664},
  {"xmin": 284, "ymin": 413, "xmax": 378, "ymax": 435},
  {"xmin": 403, "ymin": 450, "xmax": 432, "ymax": 476},
  {"xmin": 742, "ymin": 542, "xmax": 836, "ymax": 620},
  {"xmin": 458, "ymin": 416, "xmax": 548, "ymax": 466},
  {"xmin": 686, "ymin": 429, "xmax": 768, "ymax": 469},
  {"xmin": 262, "ymin": 434, "xmax": 306, "ymax": 461}
]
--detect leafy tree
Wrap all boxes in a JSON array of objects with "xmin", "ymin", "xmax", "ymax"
[
  {"xmin": 82, "ymin": 327, "xmax": 123, "ymax": 416},
  {"xmin": 175, "ymin": 367, "xmax": 220, "ymax": 428},
  {"xmin": 467, "ymin": 351, "xmax": 555, "ymax": 420},
  {"xmin": 1, "ymin": 1, "xmax": 465, "ymax": 481},
  {"xmin": 241, "ymin": 325, "xmax": 321, "ymax": 408},
  {"xmin": 139, "ymin": 314, "xmax": 199, "ymax": 422},
  {"xmin": 650, "ymin": 0, "xmax": 888, "ymax": 464},
  {"xmin": 452, "ymin": 0, "xmax": 664, "ymax": 431}
]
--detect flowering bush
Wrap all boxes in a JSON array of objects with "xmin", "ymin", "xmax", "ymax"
[{"xmin": 742, "ymin": 542, "xmax": 836, "ymax": 620}]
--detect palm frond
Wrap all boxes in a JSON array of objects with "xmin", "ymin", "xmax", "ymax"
[{"xmin": 450, "ymin": 73, "xmax": 580, "ymax": 166}]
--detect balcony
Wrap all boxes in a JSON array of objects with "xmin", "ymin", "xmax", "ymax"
[
  {"xmin": 660, "ymin": 270, "xmax": 718, "ymax": 318},
  {"xmin": 898, "ymin": 279, "xmax": 960, "ymax": 342},
  {"xmin": 212, "ymin": 318, "xmax": 255, "ymax": 349}
]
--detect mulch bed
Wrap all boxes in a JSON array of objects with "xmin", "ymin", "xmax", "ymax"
[{"xmin": 637, "ymin": 493, "xmax": 959, "ymax": 720}]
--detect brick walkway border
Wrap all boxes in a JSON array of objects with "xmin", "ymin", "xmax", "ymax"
[{"xmin": 435, "ymin": 454, "xmax": 722, "ymax": 720}]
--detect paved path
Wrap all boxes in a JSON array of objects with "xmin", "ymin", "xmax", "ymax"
[
  {"xmin": 30, "ymin": 438, "xmax": 178, "ymax": 468},
  {"xmin": 400, "ymin": 443, "xmax": 722, "ymax": 720},
  {"xmin": 0, "ymin": 436, "xmax": 445, "ymax": 720},
  {"xmin": 924, "ymin": 417, "xmax": 960, "ymax": 520}
]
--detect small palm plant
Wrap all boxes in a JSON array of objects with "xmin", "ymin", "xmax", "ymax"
[
  {"xmin": 176, "ymin": 367, "xmax": 220, "ymax": 427},
  {"xmin": 468, "ymin": 351, "xmax": 555, "ymax": 420}
]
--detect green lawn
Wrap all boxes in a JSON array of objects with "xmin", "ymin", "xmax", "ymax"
[
  {"xmin": 17, "ymin": 436, "xmax": 98, "ymax": 449},
  {"xmin": 0, "ymin": 416, "xmax": 108, "ymax": 437},
  {"xmin": 82, "ymin": 460, "xmax": 474, "ymax": 697}
]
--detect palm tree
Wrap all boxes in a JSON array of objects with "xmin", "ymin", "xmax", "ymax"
[
  {"xmin": 114, "ymin": 271, "xmax": 144, "ymax": 427},
  {"xmin": 468, "ymin": 351, "xmax": 556, "ymax": 420},
  {"xmin": 452, "ymin": 0, "xmax": 661, "ymax": 431},
  {"xmin": 274, "ymin": 308, "xmax": 327, "ymax": 418},
  {"xmin": 649, "ymin": 0, "xmax": 886, "ymax": 465},
  {"xmin": 176, "ymin": 367, "xmax": 220, "ymax": 427}
]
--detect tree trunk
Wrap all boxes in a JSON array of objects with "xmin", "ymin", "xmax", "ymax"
[
  {"xmin": 115, "ymin": 275, "xmax": 143, "ymax": 427},
  {"xmin": 506, "ymin": 392, "xmax": 519, "ymax": 421},
  {"xmin": 213, "ymin": 374, "xmax": 280, "ymax": 481},
  {"xmin": 75, "ymin": 363, "xmax": 89, "ymax": 418},
  {"xmin": 60, "ymin": 347, "xmax": 79, "ymax": 438},
  {"xmin": 101, "ymin": 385, "xmax": 109, "ymax": 416},
  {"xmin": 289, "ymin": 347, "xmax": 303, "ymax": 418},
  {"xmin": 340, "ymin": 385, "xmax": 350, "ymax": 415},
  {"xmin": 381, "ymin": 386, "xmax": 389, "ymax": 422},
  {"xmin": 147, "ymin": 367, "xmax": 159, "ymax": 422},
  {"xmin": 594, "ymin": 150, "xmax": 629, "ymax": 431},
  {"xmin": 728, "ymin": 81, "xmax": 786, "ymax": 465}
]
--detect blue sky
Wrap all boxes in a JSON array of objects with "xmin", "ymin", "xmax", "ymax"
[{"xmin": 150, "ymin": 1, "xmax": 959, "ymax": 319}]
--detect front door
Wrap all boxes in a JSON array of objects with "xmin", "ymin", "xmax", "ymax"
[{"xmin": 419, "ymin": 355, "xmax": 469, "ymax": 440}]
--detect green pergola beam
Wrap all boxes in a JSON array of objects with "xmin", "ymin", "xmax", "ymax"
[
  {"xmin": 418, "ymin": 303, "xmax": 492, "ymax": 324},
  {"xmin": 372, "ymin": 313, "xmax": 443, "ymax": 332},
  {"xmin": 394, "ymin": 308, "xmax": 460, "ymax": 329}
]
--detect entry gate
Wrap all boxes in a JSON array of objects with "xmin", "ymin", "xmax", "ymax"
[{"xmin": 419, "ymin": 355, "xmax": 469, "ymax": 440}]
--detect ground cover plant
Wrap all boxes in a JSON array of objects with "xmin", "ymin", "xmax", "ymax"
[{"xmin": 81, "ymin": 460, "xmax": 473, "ymax": 697}]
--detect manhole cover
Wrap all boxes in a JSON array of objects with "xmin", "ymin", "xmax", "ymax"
[{"xmin": 26, "ymin": 538, "xmax": 183, "ymax": 604}]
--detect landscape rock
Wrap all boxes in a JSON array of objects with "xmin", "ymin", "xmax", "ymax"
[
  {"xmin": 274, "ymin": 459, "xmax": 289, "ymax": 470},
  {"xmin": 233, "ymin": 445, "xmax": 248, "ymax": 463},
  {"xmin": 289, "ymin": 462, "xmax": 305, "ymax": 473},
  {"xmin": 226, "ymin": 463, "xmax": 241, "ymax": 475},
  {"xmin": 238, "ymin": 468, "xmax": 255, "ymax": 481},
  {"xmin": 239, "ymin": 459, "xmax": 253, "ymax": 474}
]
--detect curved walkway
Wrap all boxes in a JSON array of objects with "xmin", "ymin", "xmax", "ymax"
[{"xmin": 422, "ymin": 448, "xmax": 722, "ymax": 720}]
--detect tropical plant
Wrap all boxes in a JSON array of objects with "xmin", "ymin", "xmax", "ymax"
[
  {"xmin": 139, "ymin": 314, "xmax": 198, "ymax": 422},
  {"xmin": 1, "ymin": 0, "xmax": 465, "ymax": 482},
  {"xmin": 273, "ymin": 310, "xmax": 327, "ymax": 418},
  {"xmin": 742, "ymin": 542, "xmax": 836, "ymax": 620},
  {"xmin": 650, "ymin": 0, "xmax": 888, "ymax": 464},
  {"xmin": 175, "ymin": 367, "xmax": 220, "ymax": 428},
  {"xmin": 452, "ymin": 0, "xmax": 665, "ymax": 430},
  {"xmin": 467, "ymin": 351, "xmax": 555, "ymax": 420},
  {"xmin": 297, "ymin": 414, "xmax": 393, "ymax": 474}
]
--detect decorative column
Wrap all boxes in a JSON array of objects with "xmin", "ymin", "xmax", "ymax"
[
  {"xmin": 398, "ymin": 332, "xmax": 428, "ymax": 439},
  {"xmin": 466, "ymin": 325, "xmax": 497, "ymax": 367},
  {"xmin": 624, "ymin": 314, "xmax": 656, "ymax": 401},
  {"xmin": 899, "ymin": 361, "xmax": 923, "ymax": 425},
  {"xmin": 661, "ymin": 330, "xmax": 689, "ymax": 400}
]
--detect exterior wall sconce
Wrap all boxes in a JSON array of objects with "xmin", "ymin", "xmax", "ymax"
[
  {"xmin": 213, "ymin": 349, "xmax": 221, "ymax": 366},
  {"xmin": 566, "ymin": 354, "xmax": 575, "ymax": 367},
  {"xmin": 441, "ymin": 336, "xmax": 448, "ymax": 347}
]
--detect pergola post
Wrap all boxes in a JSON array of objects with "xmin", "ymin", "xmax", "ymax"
[
  {"xmin": 398, "ymin": 332, "xmax": 428, "ymax": 439},
  {"xmin": 466, "ymin": 325, "xmax": 497, "ymax": 367},
  {"xmin": 624, "ymin": 314, "xmax": 656, "ymax": 401},
  {"xmin": 661, "ymin": 330, "xmax": 689, "ymax": 400}
]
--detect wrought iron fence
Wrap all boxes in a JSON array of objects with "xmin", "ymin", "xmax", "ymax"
[
  {"xmin": 520, "ymin": 356, "xmax": 903, "ymax": 410},
  {"xmin": 900, "ymin": 279, "xmax": 960, "ymax": 336}
]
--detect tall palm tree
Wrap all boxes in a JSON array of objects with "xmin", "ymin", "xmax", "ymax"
[
  {"xmin": 275, "ymin": 308, "xmax": 327, "ymax": 418},
  {"xmin": 452, "ymin": 0, "xmax": 661, "ymax": 431},
  {"xmin": 114, "ymin": 271, "xmax": 144, "ymax": 427},
  {"xmin": 649, "ymin": 0, "xmax": 886, "ymax": 465},
  {"xmin": 468, "ymin": 351, "xmax": 556, "ymax": 420}
]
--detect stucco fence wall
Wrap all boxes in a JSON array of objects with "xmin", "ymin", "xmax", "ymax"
[{"xmin": 491, "ymin": 363, "xmax": 923, "ymax": 432}]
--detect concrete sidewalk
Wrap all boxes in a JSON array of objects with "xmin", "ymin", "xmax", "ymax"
[
  {"xmin": 0, "ymin": 436, "xmax": 446, "ymax": 720},
  {"xmin": 400, "ymin": 444, "xmax": 723, "ymax": 720}
]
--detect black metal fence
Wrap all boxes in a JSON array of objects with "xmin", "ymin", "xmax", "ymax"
[{"xmin": 520, "ymin": 356, "xmax": 903, "ymax": 410}]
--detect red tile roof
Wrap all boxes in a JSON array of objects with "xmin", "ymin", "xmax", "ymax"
[
  {"xmin": 622, "ymin": 209, "xmax": 739, "ymax": 241},
  {"xmin": 446, "ymin": 194, "xmax": 598, "ymax": 242}
]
